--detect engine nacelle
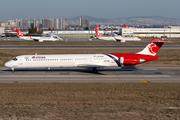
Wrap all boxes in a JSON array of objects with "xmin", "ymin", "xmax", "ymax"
[
  {"xmin": 119, "ymin": 57, "xmax": 145, "ymax": 66},
  {"xmin": 39, "ymin": 40, "xmax": 43, "ymax": 42}
]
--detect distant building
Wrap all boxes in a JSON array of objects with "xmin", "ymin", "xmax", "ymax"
[
  {"xmin": 79, "ymin": 17, "xmax": 82, "ymax": 26},
  {"xmin": 6, "ymin": 20, "xmax": 16, "ymax": 27},
  {"xmin": 0, "ymin": 22, "xmax": 6, "ymax": 27},
  {"xmin": 122, "ymin": 26, "xmax": 180, "ymax": 38},
  {"xmin": 0, "ymin": 27, "xmax": 4, "ymax": 35},
  {"xmin": 79, "ymin": 16, "xmax": 89, "ymax": 28},
  {"xmin": 85, "ymin": 19, "xmax": 89, "ymax": 28},
  {"xmin": 13, "ymin": 18, "xmax": 67, "ymax": 30},
  {"xmin": 35, "ymin": 19, "xmax": 43, "ymax": 28},
  {"xmin": 79, "ymin": 16, "xmax": 85, "ymax": 27},
  {"xmin": 42, "ymin": 19, "xmax": 51, "ymax": 28},
  {"xmin": 54, "ymin": 19, "xmax": 60, "ymax": 29}
]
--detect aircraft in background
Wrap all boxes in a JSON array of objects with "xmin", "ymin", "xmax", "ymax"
[
  {"xmin": 14, "ymin": 28, "xmax": 32, "ymax": 41},
  {"xmin": 5, "ymin": 39, "xmax": 167, "ymax": 73},
  {"xmin": 30, "ymin": 24, "xmax": 63, "ymax": 42},
  {"xmin": 95, "ymin": 25, "xmax": 116, "ymax": 41},
  {"xmin": 110, "ymin": 32, "xmax": 141, "ymax": 42},
  {"xmin": 95, "ymin": 25, "xmax": 141, "ymax": 42},
  {"xmin": 14, "ymin": 27, "xmax": 63, "ymax": 42}
]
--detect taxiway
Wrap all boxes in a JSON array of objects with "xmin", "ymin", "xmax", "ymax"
[{"xmin": 1, "ymin": 66, "xmax": 180, "ymax": 83}]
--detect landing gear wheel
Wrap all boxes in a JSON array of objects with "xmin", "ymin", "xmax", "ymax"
[
  {"xmin": 93, "ymin": 68, "xmax": 98, "ymax": 73},
  {"xmin": 11, "ymin": 68, "xmax": 14, "ymax": 72}
]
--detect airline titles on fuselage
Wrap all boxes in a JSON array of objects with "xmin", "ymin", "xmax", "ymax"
[{"xmin": 23, "ymin": 55, "xmax": 111, "ymax": 62}]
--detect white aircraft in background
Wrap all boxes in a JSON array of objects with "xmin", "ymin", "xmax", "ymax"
[
  {"xmin": 95, "ymin": 25, "xmax": 116, "ymax": 41},
  {"xmin": 95, "ymin": 25, "xmax": 141, "ymax": 42},
  {"xmin": 5, "ymin": 39, "xmax": 167, "ymax": 73},
  {"xmin": 14, "ymin": 27, "xmax": 63, "ymax": 42},
  {"xmin": 110, "ymin": 32, "xmax": 141, "ymax": 42},
  {"xmin": 29, "ymin": 34, "xmax": 63, "ymax": 42}
]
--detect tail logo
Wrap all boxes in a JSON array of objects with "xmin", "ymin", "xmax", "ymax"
[
  {"xmin": 148, "ymin": 43, "xmax": 159, "ymax": 54},
  {"xmin": 18, "ymin": 32, "xmax": 22, "ymax": 36}
]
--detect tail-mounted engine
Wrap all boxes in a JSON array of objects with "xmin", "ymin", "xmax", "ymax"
[{"xmin": 119, "ymin": 57, "xmax": 145, "ymax": 67}]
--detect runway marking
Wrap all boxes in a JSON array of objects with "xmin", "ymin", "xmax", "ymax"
[
  {"xmin": 141, "ymin": 79, "xmax": 148, "ymax": 83},
  {"xmin": 0, "ymin": 75, "xmax": 171, "ymax": 78}
]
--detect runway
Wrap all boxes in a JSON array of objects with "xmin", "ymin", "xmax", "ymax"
[{"xmin": 1, "ymin": 66, "xmax": 180, "ymax": 83}]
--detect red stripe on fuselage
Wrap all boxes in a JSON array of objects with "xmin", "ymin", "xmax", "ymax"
[{"xmin": 110, "ymin": 53, "xmax": 158, "ymax": 62}]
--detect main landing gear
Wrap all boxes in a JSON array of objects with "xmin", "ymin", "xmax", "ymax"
[
  {"xmin": 93, "ymin": 68, "xmax": 98, "ymax": 73},
  {"xmin": 11, "ymin": 68, "xmax": 14, "ymax": 72}
]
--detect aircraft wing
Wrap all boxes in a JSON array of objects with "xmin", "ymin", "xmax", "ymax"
[
  {"xmin": 77, "ymin": 64, "xmax": 111, "ymax": 68},
  {"xmin": 110, "ymin": 32, "xmax": 118, "ymax": 37},
  {"xmin": 32, "ymin": 39, "xmax": 39, "ymax": 42}
]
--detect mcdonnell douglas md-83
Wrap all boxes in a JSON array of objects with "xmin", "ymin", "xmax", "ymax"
[{"xmin": 5, "ymin": 39, "xmax": 167, "ymax": 73}]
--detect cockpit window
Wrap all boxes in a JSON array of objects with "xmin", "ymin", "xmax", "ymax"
[{"xmin": 12, "ymin": 57, "xmax": 18, "ymax": 61}]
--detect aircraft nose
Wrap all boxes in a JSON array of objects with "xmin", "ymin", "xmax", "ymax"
[{"xmin": 5, "ymin": 61, "xmax": 12, "ymax": 68}]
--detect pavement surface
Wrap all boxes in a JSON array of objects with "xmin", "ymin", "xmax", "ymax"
[
  {"xmin": 0, "ymin": 37, "xmax": 151, "ymax": 42},
  {"xmin": 0, "ymin": 45, "xmax": 179, "ymax": 49},
  {"xmin": 0, "ymin": 66, "xmax": 180, "ymax": 83}
]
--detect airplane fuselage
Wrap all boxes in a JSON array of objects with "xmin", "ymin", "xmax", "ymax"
[
  {"xmin": 31, "ymin": 36, "xmax": 60, "ymax": 42},
  {"xmin": 5, "ymin": 53, "xmax": 158, "ymax": 69},
  {"xmin": 96, "ymin": 37, "xmax": 116, "ymax": 41},
  {"xmin": 19, "ymin": 36, "xmax": 32, "ymax": 41}
]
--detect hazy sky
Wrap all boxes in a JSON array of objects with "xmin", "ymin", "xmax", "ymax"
[{"xmin": 1, "ymin": 0, "xmax": 180, "ymax": 22}]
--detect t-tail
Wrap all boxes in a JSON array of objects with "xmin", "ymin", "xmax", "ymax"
[
  {"xmin": 137, "ymin": 39, "xmax": 167, "ymax": 56},
  {"xmin": 14, "ymin": 27, "xmax": 26, "ymax": 37},
  {"xmin": 95, "ymin": 25, "xmax": 103, "ymax": 37}
]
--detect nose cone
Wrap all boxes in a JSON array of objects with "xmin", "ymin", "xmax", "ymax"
[{"xmin": 5, "ymin": 61, "xmax": 12, "ymax": 68}]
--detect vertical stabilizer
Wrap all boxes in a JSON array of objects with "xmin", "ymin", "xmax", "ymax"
[
  {"xmin": 137, "ymin": 39, "xmax": 167, "ymax": 56},
  {"xmin": 95, "ymin": 25, "xmax": 103, "ymax": 37},
  {"xmin": 14, "ymin": 27, "xmax": 26, "ymax": 37}
]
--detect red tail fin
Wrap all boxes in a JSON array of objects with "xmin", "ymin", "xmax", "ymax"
[
  {"xmin": 15, "ymin": 28, "xmax": 26, "ymax": 37},
  {"xmin": 137, "ymin": 39, "xmax": 167, "ymax": 56},
  {"xmin": 95, "ymin": 25, "xmax": 102, "ymax": 37}
]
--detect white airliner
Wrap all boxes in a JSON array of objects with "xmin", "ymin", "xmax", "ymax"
[
  {"xmin": 95, "ymin": 25, "xmax": 116, "ymax": 41},
  {"xmin": 5, "ymin": 39, "xmax": 167, "ymax": 73},
  {"xmin": 95, "ymin": 25, "xmax": 141, "ymax": 42},
  {"xmin": 14, "ymin": 28, "xmax": 63, "ymax": 42},
  {"xmin": 29, "ymin": 34, "xmax": 63, "ymax": 42},
  {"xmin": 110, "ymin": 32, "xmax": 141, "ymax": 42}
]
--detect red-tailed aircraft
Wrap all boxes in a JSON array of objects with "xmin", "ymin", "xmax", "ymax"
[
  {"xmin": 5, "ymin": 39, "xmax": 167, "ymax": 73},
  {"xmin": 95, "ymin": 25, "xmax": 141, "ymax": 42},
  {"xmin": 14, "ymin": 26, "xmax": 63, "ymax": 42}
]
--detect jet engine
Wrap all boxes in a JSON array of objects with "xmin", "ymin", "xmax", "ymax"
[
  {"xmin": 39, "ymin": 40, "xmax": 43, "ymax": 42},
  {"xmin": 119, "ymin": 57, "xmax": 145, "ymax": 67}
]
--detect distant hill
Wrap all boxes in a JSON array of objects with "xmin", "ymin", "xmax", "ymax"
[
  {"xmin": 68, "ymin": 16, "xmax": 180, "ymax": 25},
  {"xmin": 68, "ymin": 16, "xmax": 110, "ymax": 22}
]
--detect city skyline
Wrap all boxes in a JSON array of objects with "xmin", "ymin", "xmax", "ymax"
[{"xmin": 0, "ymin": 0, "xmax": 180, "ymax": 22}]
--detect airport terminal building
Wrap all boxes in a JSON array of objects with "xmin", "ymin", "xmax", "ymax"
[
  {"xmin": 43, "ymin": 26, "xmax": 180, "ymax": 39},
  {"xmin": 122, "ymin": 26, "xmax": 180, "ymax": 38}
]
